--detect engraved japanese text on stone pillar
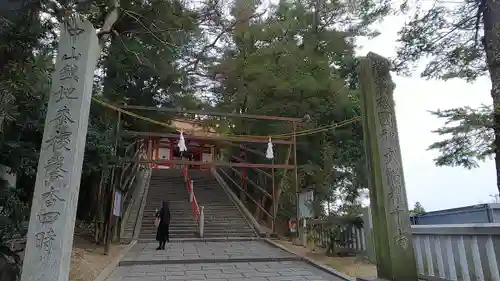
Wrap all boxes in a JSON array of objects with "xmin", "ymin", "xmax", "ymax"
[{"xmin": 20, "ymin": 18, "xmax": 99, "ymax": 281}]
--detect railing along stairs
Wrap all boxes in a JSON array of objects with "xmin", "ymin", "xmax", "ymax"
[
  {"xmin": 214, "ymin": 144, "xmax": 279, "ymax": 234},
  {"xmin": 181, "ymin": 167, "xmax": 204, "ymax": 237},
  {"xmin": 113, "ymin": 139, "xmax": 148, "ymax": 243}
]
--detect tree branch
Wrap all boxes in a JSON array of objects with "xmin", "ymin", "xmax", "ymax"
[
  {"xmin": 474, "ymin": 0, "xmax": 485, "ymax": 49},
  {"xmin": 97, "ymin": 0, "xmax": 120, "ymax": 48},
  {"xmin": 182, "ymin": 10, "xmax": 266, "ymax": 74}
]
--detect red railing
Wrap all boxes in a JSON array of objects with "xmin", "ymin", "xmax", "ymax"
[{"xmin": 181, "ymin": 167, "xmax": 200, "ymax": 221}]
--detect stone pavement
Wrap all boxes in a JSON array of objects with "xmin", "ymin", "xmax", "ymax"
[
  {"xmin": 120, "ymin": 241, "xmax": 296, "ymax": 264},
  {"xmin": 104, "ymin": 240, "xmax": 347, "ymax": 281}
]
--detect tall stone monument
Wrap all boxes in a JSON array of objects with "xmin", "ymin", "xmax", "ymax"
[
  {"xmin": 358, "ymin": 52, "xmax": 418, "ymax": 281},
  {"xmin": 21, "ymin": 18, "xmax": 100, "ymax": 281}
]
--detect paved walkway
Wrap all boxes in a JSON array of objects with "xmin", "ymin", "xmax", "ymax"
[{"xmin": 105, "ymin": 240, "xmax": 346, "ymax": 281}]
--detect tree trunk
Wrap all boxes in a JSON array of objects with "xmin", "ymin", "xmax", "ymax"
[
  {"xmin": 94, "ymin": 171, "xmax": 104, "ymax": 243},
  {"xmin": 483, "ymin": 0, "xmax": 500, "ymax": 194},
  {"xmin": 275, "ymin": 145, "xmax": 293, "ymax": 203}
]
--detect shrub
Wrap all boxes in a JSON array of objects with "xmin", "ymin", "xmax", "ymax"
[{"xmin": 0, "ymin": 180, "xmax": 28, "ymax": 281}]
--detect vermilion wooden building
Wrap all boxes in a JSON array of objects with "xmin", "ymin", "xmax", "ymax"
[{"xmin": 146, "ymin": 118, "xmax": 218, "ymax": 170}]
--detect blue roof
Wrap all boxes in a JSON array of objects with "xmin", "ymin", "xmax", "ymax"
[{"xmin": 412, "ymin": 203, "xmax": 500, "ymax": 217}]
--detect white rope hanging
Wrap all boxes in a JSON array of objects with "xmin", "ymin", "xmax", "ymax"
[
  {"xmin": 266, "ymin": 137, "xmax": 274, "ymax": 159},
  {"xmin": 178, "ymin": 130, "xmax": 187, "ymax": 152}
]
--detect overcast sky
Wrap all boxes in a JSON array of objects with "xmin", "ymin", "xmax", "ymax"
[{"xmin": 356, "ymin": 14, "xmax": 498, "ymax": 212}]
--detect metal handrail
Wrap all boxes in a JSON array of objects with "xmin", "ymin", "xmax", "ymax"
[
  {"xmin": 182, "ymin": 167, "xmax": 204, "ymax": 237},
  {"xmin": 182, "ymin": 167, "xmax": 200, "ymax": 220}
]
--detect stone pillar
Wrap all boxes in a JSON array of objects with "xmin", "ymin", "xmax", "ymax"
[
  {"xmin": 358, "ymin": 52, "xmax": 418, "ymax": 281},
  {"xmin": 20, "ymin": 18, "xmax": 99, "ymax": 281},
  {"xmin": 362, "ymin": 207, "xmax": 376, "ymax": 264}
]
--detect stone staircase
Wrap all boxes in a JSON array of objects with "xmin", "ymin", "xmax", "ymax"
[
  {"xmin": 139, "ymin": 169, "xmax": 197, "ymax": 240},
  {"xmin": 189, "ymin": 169, "xmax": 256, "ymax": 238},
  {"xmin": 138, "ymin": 168, "xmax": 256, "ymax": 240}
]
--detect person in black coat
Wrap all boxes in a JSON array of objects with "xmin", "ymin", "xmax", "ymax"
[{"xmin": 155, "ymin": 200, "xmax": 170, "ymax": 250}]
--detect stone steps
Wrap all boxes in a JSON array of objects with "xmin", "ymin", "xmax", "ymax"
[
  {"xmin": 141, "ymin": 216, "xmax": 250, "ymax": 221},
  {"xmin": 138, "ymin": 168, "xmax": 256, "ymax": 239},
  {"xmin": 139, "ymin": 169, "xmax": 195, "ymax": 239},
  {"xmin": 142, "ymin": 226, "xmax": 253, "ymax": 232},
  {"xmin": 140, "ymin": 232, "xmax": 255, "ymax": 237}
]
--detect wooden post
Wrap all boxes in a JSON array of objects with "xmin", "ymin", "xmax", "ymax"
[
  {"xmin": 154, "ymin": 138, "xmax": 159, "ymax": 169},
  {"xmin": 272, "ymin": 159, "xmax": 276, "ymax": 234},
  {"xmin": 148, "ymin": 138, "xmax": 153, "ymax": 168},
  {"xmin": 199, "ymin": 206, "xmax": 205, "ymax": 238},
  {"xmin": 357, "ymin": 52, "xmax": 417, "ymax": 281},
  {"xmin": 210, "ymin": 146, "xmax": 215, "ymax": 163},
  {"xmin": 292, "ymin": 122, "xmax": 299, "ymax": 238},
  {"xmin": 190, "ymin": 180, "xmax": 194, "ymax": 203},
  {"xmin": 104, "ymin": 108, "xmax": 121, "ymax": 254},
  {"xmin": 94, "ymin": 171, "xmax": 105, "ymax": 243}
]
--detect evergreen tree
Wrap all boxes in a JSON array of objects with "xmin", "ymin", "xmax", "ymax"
[
  {"xmin": 0, "ymin": 0, "xmax": 394, "ymax": 275},
  {"xmin": 395, "ymin": 0, "xmax": 500, "ymax": 193},
  {"xmin": 204, "ymin": 0, "xmax": 389, "ymax": 221},
  {"xmin": 411, "ymin": 202, "xmax": 425, "ymax": 214}
]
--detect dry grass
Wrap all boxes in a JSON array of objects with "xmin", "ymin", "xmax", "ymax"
[
  {"xmin": 69, "ymin": 235, "xmax": 126, "ymax": 281},
  {"xmin": 273, "ymin": 239, "xmax": 377, "ymax": 278}
]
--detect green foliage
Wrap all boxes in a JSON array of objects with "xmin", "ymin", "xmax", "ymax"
[
  {"xmin": 0, "ymin": 1, "xmax": 53, "ymax": 200},
  {"xmin": 0, "ymin": 182, "xmax": 28, "ymax": 242},
  {"xmin": 83, "ymin": 108, "xmax": 115, "ymax": 175},
  {"xmin": 395, "ymin": 0, "xmax": 500, "ymax": 193},
  {"xmin": 427, "ymin": 105, "xmax": 494, "ymax": 168},
  {"xmin": 394, "ymin": 1, "xmax": 486, "ymax": 81},
  {"xmin": 0, "ymin": 181, "xmax": 28, "ymax": 281},
  {"xmin": 323, "ymin": 217, "xmax": 362, "ymax": 256},
  {"xmin": 0, "ymin": 0, "xmax": 205, "ymax": 227},
  {"xmin": 411, "ymin": 201, "xmax": 425, "ymax": 214},
  {"xmin": 0, "ymin": 0, "xmax": 391, "ymax": 254},
  {"xmin": 205, "ymin": 0, "xmax": 389, "ymax": 220}
]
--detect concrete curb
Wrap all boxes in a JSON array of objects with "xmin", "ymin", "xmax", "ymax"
[
  {"xmin": 132, "ymin": 169, "xmax": 152, "ymax": 240},
  {"xmin": 92, "ymin": 240, "xmax": 138, "ymax": 281},
  {"xmin": 119, "ymin": 169, "xmax": 144, "ymax": 239},
  {"xmin": 119, "ymin": 173, "xmax": 137, "ymax": 237},
  {"xmin": 118, "ymin": 256, "xmax": 303, "ymax": 267},
  {"xmin": 264, "ymin": 238, "xmax": 356, "ymax": 281}
]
